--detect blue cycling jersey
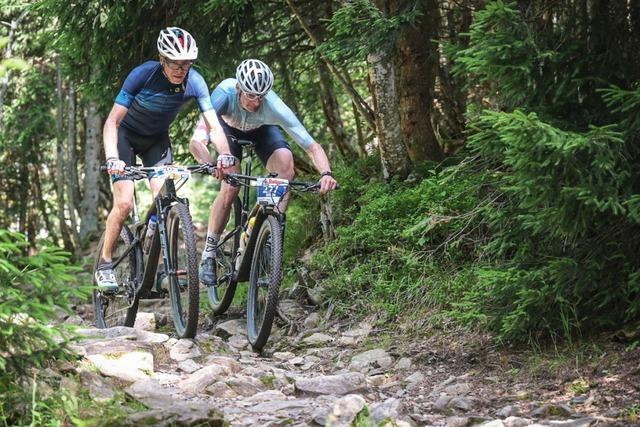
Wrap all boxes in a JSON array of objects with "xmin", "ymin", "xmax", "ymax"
[
  {"xmin": 115, "ymin": 61, "xmax": 213, "ymax": 135},
  {"xmin": 209, "ymin": 78, "xmax": 314, "ymax": 150}
]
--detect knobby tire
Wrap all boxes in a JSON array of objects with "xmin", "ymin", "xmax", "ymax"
[
  {"xmin": 167, "ymin": 202, "xmax": 199, "ymax": 338},
  {"xmin": 209, "ymin": 197, "xmax": 241, "ymax": 314},
  {"xmin": 247, "ymin": 214, "xmax": 283, "ymax": 351},
  {"xmin": 93, "ymin": 226, "xmax": 141, "ymax": 328}
]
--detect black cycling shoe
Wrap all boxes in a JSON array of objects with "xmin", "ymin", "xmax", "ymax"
[{"xmin": 199, "ymin": 257, "xmax": 217, "ymax": 286}]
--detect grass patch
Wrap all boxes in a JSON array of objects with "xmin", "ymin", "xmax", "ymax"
[{"xmin": 259, "ymin": 375, "xmax": 275, "ymax": 388}]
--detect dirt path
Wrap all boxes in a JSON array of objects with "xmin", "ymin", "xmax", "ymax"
[{"xmin": 64, "ymin": 294, "xmax": 639, "ymax": 427}]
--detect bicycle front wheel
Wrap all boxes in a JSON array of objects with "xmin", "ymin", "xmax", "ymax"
[
  {"xmin": 93, "ymin": 225, "xmax": 141, "ymax": 328},
  {"xmin": 247, "ymin": 214, "xmax": 283, "ymax": 351},
  {"xmin": 208, "ymin": 197, "xmax": 241, "ymax": 314},
  {"xmin": 167, "ymin": 202, "xmax": 199, "ymax": 338}
]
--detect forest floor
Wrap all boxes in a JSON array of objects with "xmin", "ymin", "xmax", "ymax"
[
  {"xmin": 63, "ymin": 229, "xmax": 640, "ymax": 426},
  {"xmin": 65, "ymin": 280, "xmax": 640, "ymax": 426}
]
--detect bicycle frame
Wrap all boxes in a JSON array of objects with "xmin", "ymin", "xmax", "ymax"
[
  {"xmin": 215, "ymin": 141, "xmax": 281, "ymax": 283},
  {"xmin": 109, "ymin": 176, "xmax": 190, "ymax": 300}
]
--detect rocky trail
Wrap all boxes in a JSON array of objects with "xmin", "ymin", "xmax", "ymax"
[{"xmin": 59, "ymin": 290, "xmax": 640, "ymax": 427}]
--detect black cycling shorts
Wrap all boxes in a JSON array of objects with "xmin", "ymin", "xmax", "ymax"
[
  {"xmin": 219, "ymin": 116, "xmax": 291, "ymax": 166},
  {"xmin": 113, "ymin": 126, "xmax": 172, "ymax": 182}
]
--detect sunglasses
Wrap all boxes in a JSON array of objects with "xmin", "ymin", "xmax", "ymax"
[
  {"xmin": 163, "ymin": 59, "xmax": 193, "ymax": 71},
  {"xmin": 243, "ymin": 91, "xmax": 264, "ymax": 101}
]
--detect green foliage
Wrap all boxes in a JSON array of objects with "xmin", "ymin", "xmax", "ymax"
[
  {"xmin": 0, "ymin": 230, "xmax": 88, "ymax": 424},
  {"xmin": 469, "ymin": 110, "xmax": 630, "ymax": 240},
  {"xmin": 599, "ymin": 85, "xmax": 640, "ymax": 138},
  {"xmin": 15, "ymin": 381, "xmax": 135, "ymax": 426},
  {"xmin": 313, "ymin": 156, "xmax": 490, "ymax": 320},
  {"xmin": 0, "ymin": 57, "xmax": 29, "ymax": 77},
  {"xmin": 451, "ymin": 1, "xmax": 549, "ymax": 108},
  {"xmin": 315, "ymin": 104, "xmax": 640, "ymax": 343},
  {"xmin": 319, "ymin": 0, "xmax": 422, "ymax": 63},
  {"xmin": 450, "ymin": 0, "xmax": 639, "ymax": 127},
  {"xmin": 419, "ymin": 0, "xmax": 640, "ymax": 344}
]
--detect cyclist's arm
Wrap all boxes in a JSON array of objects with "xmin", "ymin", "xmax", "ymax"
[
  {"xmin": 202, "ymin": 110, "xmax": 230, "ymax": 156},
  {"xmin": 304, "ymin": 142, "xmax": 330, "ymax": 173},
  {"xmin": 268, "ymin": 93, "xmax": 337, "ymax": 193},
  {"xmin": 103, "ymin": 104, "xmax": 128, "ymax": 160},
  {"xmin": 189, "ymin": 112, "xmax": 230, "ymax": 164},
  {"xmin": 104, "ymin": 63, "xmax": 152, "ymax": 160},
  {"xmin": 189, "ymin": 78, "xmax": 232, "ymax": 164},
  {"xmin": 305, "ymin": 142, "xmax": 338, "ymax": 195}
]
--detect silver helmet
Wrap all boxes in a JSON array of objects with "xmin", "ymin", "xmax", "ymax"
[{"xmin": 236, "ymin": 59, "xmax": 274, "ymax": 96}]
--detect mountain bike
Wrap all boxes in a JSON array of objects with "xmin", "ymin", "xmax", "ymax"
[
  {"xmin": 93, "ymin": 164, "xmax": 213, "ymax": 338},
  {"xmin": 206, "ymin": 139, "xmax": 322, "ymax": 351}
]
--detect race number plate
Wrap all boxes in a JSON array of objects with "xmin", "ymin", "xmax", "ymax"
[
  {"xmin": 257, "ymin": 178, "xmax": 289, "ymax": 206},
  {"xmin": 151, "ymin": 166, "xmax": 191, "ymax": 180}
]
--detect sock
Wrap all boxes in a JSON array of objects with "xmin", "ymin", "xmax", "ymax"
[
  {"xmin": 202, "ymin": 232, "xmax": 220, "ymax": 260},
  {"xmin": 98, "ymin": 258, "xmax": 113, "ymax": 270}
]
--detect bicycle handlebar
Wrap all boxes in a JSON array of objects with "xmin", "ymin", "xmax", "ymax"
[
  {"xmin": 100, "ymin": 164, "xmax": 339, "ymax": 190},
  {"xmin": 223, "ymin": 173, "xmax": 339, "ymax": 192},
  {"xmin": 100, "ymin": 163, "xmax": 216, "ymax": 179}
]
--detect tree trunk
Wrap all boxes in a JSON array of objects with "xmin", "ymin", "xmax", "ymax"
[
  {"xmin": 437, "ymin": 0, "xmax": 471, "ymax": 152},
  {"xmin": 33, "ymin": 166, "xmax": 59, "ymax": 244},
  {"xmin": 27, "ymin": 182, "xmax": 37, "ymax": 253},
  {"xmin": 18, "ymin": 163, "xmax": 28, "ymax": 236},
  {"xmin": 275, "ymin": 52, "xmax": 301, "ymax": 115},
  {"xmin": 320, "ymin": 196, "xmax": 336, "ymax": 243},
  {"xmin": 367, "ymin": 49, "xmax": 411, "ymax": 180},
  {"xmin": 396, "ymin": 0, "xmax": 444, "ymax": 162},
  {"xmin": 353, "ymin": 100, "xmax": 367, "ymax": 157},
  {"xmin": 0, "ymin": 9, "xmax": 28, "ymax": 130},
  {"xmin": 55, "ymin": 57, "xmax": 74, "ymax": 252},
  {"xmin": 317, "ymin": 59, "xmax": 356, "ymax": 158},
  {"xmin": 79, "ymin": 100, "xmax": 101, "ymax": 245},
  {"xmin": 67, "ymin": 81, "xmax": 80, "ymax": 246}
]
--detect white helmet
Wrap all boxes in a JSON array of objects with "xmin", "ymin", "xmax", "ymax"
[
  {"xmin": 236, "ymin": 59, "xmax": 274, "ymax": 96},
  {"xmin": 157, "ymin": 27, "xmax": 198, "ymax": 61}
]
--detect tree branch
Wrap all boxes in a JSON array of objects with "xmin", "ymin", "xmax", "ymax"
[{"xmin": 284, "ymin": 0, "xmax": 376, "ymax": 132}]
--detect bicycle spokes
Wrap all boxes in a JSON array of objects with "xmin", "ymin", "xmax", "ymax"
[
  {"xmin": 167, "ymin": 203, "xmax": 199, "ymax": 339},
  {"xmin": 93, "ymin": 226, "xmax": 141, "ymax": 329},
  {"xmin": 207, "ymin": 197, "xmax": 241, "ymax": 314}
]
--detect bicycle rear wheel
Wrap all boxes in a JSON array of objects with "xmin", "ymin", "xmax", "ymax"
[
  {"xmin": 247, "ymin": 214, "xmax": 283, "ymax": 351},
  {"xmin": 93, "ymin": 225, "xmax": 141, "ymax": 328},
  {"xmin": 208, "ymin": 197, "xmax": 241, "ymax": 314},
  {"xmin": 167, "ymin": 202, "xmax": 199, "ymax": 338}
]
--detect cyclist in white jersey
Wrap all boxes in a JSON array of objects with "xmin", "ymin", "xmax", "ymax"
[{"xmin": 189, "ymin": 59, "xmax": 338, "ymax": 286}]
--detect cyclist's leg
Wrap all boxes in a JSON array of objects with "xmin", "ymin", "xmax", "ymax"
[
  {"xmin": 208, "ymin": 118, "xmax": 243, "ymax": 235},
  {"xmin": 200, "ymin": 119, "xmax": 242, "ymax": 285},
  {"xmin": 101, "ymin": 180, "xmax": 136, "ymax": 263},
  {"xmin": 101, "ymin": 127, "xmax": 138, "ymax": 264},
  {"xmin": 97, "ymin": 128, "xmax": 137, "ymax": 291},
  {"xmin": 254, "ymin": 125, "xmax": 294, "ymax": 212},
  {"xmin": 140, "ymin": 133, "xmax": 172, "ymax": 197}
]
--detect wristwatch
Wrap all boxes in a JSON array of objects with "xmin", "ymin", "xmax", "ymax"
[{"xmin": 320, "ymin": 171, "xmax": 333, "ymax": 178}]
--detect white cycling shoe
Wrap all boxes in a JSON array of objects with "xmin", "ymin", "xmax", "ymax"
[{"xmin": 95, "ymin": 264, "xmax": 119, "ymax": 294}]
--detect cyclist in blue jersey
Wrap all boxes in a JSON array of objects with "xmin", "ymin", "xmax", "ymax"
[
  {"xmin": 189, "ymin": 59, "xmax": 338, "ymax": 286},
  {"xmin": 95, "ymin": 27, "xmax": 227, "ymax": 292}
]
